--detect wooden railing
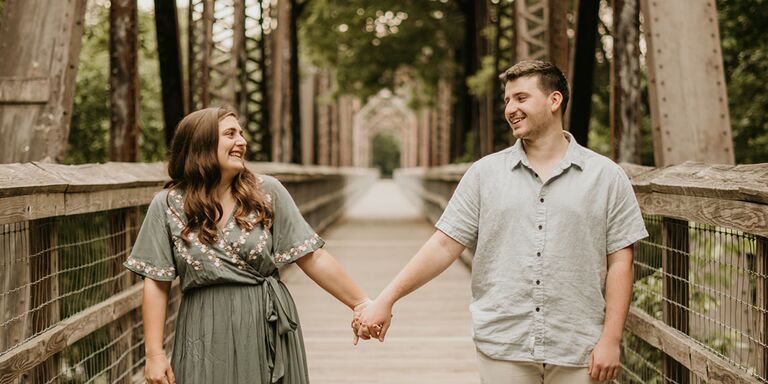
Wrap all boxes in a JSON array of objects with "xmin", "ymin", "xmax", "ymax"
[
  {"xmin": 395, "ymin": 161, "xmax": 768, "ymax": 384},
  {"xmin": 0, "ymin": 162, "xmax": 377, "ymax": 384}
]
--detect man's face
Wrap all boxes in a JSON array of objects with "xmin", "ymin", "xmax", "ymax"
[{"xmin": 503, "ymin": 76, "xmax": 558, "ymax": 140}]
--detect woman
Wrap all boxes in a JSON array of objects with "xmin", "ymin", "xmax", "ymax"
[{"xmin": 124, "ymin": 107, "xmax": 370, "ymax": 384}]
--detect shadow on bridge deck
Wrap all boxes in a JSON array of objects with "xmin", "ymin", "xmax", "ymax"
[{"xmin": 284, "ymin": 180, "xmax": 479, "ymax": 383}]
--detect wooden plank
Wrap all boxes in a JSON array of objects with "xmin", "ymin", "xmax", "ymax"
[
  {"xmin": 635, "ymin": 192, "xmax": 768, "ymax": 237},
  {"xmin": 33, "ymin": 162, "xmax": 167, "ymax": 192},
  {"xmin": 64, "ymin": 186, "xmax": 163, "ymax": 216},
  {"xmin": 0, "ymin": 78, "xmax": 49, "ymax": 103},
  {"xmin": 640, "ymin": 0, "xmax": 733, "ymax": 166},
  {"xmin": 628, "ymin": 162, "xmax": 768, "ymax": 204},
  {"xmin": 0, "ymin": 284, "xmax": 143, "ymax": 384},
  {"xmin": 626, "ymin": 308, "xmax": 761, "ymax": 383},
  {"xmin": 0, "ymin": 163, "xmax": 67, "ymax": 198},
  {"xmin": 0, "ymin": 0, "xmax": 87, "ymax": 163},
  {"xmin": 0, "ymin": 194, "xmax": 64, "ymax": 226}
]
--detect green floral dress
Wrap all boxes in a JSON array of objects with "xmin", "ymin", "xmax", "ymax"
[{"xmin": 124, "ymin": 175, "xmax": 324, "ymax": 384}]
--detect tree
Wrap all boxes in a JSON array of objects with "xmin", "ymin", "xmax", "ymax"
[
  {"xmin": 299, "ymin": 0, "xmax": 464, "ymax": 105},
  {"xmin": 717, "ymin": 0, "xmax": 768, "ymax": 164},
  {"xmin": 66, "ymin": 2, "xmax": 166, "ymax": 164}
]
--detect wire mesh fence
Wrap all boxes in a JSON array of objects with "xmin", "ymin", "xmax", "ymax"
[
  {"xmin": 621, "ymin": 214, "xmax": 768, "ymax": 383},
  {"xmin": 0, "ymin": 206, "xmax": 184, "ymax": 384}
]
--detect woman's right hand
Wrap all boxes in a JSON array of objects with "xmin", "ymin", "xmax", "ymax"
[{"xmin": 145, "ymin": 353, "xmax": 176, "ymax": 384}]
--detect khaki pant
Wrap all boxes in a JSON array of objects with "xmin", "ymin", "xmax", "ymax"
[{"xmin": 477, "ymin": 351, "xmax": 599, "ymax": 384}]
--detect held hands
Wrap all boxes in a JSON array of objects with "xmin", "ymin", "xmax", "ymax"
[
  {"xmin": 351, "ymin": 297, "xmax": 394, "ymax": 343},
  {"xmin": 145, "ymin": 352, "xmax": 176, "ymax": 384},
  {"xmin": 588, "ymin": 337, "xmax": 621, "ymax": 382}
]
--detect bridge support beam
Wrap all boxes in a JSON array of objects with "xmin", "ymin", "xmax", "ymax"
[
  {"xmin": 0, "ymin": 0, "xmax": 87, "ymax": 163},
  {"xmin": 640, "ymin": 0, "xmax": 733, "ymax": 166}
]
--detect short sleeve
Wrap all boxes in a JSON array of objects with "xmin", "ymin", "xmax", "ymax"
[
  {"xmin": 435, "ymin": 163, "xmax": 480, "ymax": 249},
  {"xmin": 606, "ymin": 169, "xmax": 649, "ymax": 254},
  {"xmin": 124, "ymin": 191, "xmax": 177, "ymax": 281},
  {"xmin": 266, "ymin": 177, "xmax": 325, "ymax": 264}
]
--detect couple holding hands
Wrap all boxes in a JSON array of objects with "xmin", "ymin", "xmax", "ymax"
[{"xmin": 127, "ymin": 60, "xmax": 647, "ymax": 384}]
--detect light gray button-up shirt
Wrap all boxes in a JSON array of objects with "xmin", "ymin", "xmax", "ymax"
[{"xmin": 436, "ymin": 131, "xmax": 648, "ymax": 367}]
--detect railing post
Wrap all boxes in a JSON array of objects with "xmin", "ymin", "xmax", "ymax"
[
  {"xmin": 757, "ymin": 235, "xmax": 768, "ymax": 379},
  {"xmin": 108, "ymin": 208, "xmax": 134, "ymax": 383},
  {"xmin": 26, "ymin": 218, "xmax": 59, "ymax": 383},
  {"xmin": 661, "ymin": 217, "xmax": 690, "ymax": 384}
]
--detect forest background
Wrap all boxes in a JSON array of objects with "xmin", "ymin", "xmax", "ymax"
[{"xmin": 2, "ymin": 0, "xmax": 762, "ymax": 168}]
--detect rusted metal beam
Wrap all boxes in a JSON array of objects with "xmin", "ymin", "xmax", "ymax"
[
  {"xmin": 109, "ymin": 0, "xmax": 140, "ymax": 162},
  {"xmin": 640, "ymin": 0, "xmax": 733, "ymax": 166}
]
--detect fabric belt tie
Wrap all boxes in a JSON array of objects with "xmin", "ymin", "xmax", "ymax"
[{"xmin": 263, "ymin": 274, "xmax": 297, "ymax": 383}]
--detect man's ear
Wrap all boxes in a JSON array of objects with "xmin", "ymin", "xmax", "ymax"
[{"xmin": 549, "ymin": 91, "xmax": 563, "ymax": 114}]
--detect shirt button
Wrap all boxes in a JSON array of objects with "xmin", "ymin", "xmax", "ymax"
[
  {"xmin": 536, "ymin": 280, "xmax": 540, "ymax": 285},
  {"xmin": 536, "ymin": 307, "xmax": 541, "ymax": 312},
  {"xmin": 534, "ymin": 173, "xmax": 539, "ymax": 178},
  {"xmin": 538, "ymin": 225, "xmax": 543, "ymax": 230},
  {"xmin": 536, "ymin": 252, "xmax": 541, "ymax": 257},
  {"xmin": 540, "ymin": 198, "xmax": 544, "ymax": 203}
]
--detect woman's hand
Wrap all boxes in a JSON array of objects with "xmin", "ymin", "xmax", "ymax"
[
  {"xmin": 352, "ymin": 298, "xmax": 373, "ymax": 345},
  {"xmin": 145, "ymin": 353, "xmax": 176, "ymax": 384}
]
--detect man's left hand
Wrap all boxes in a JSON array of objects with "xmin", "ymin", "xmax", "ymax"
[{"xmin": 588, "ymin": 337, "xmax": 621, "ymax": 382}]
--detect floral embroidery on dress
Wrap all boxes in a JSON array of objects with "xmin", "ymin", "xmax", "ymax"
[
  {"xmin": 166, "ymin": 190, "xmax": 224, "ymax": 269},
  {"xmin": 248, "ymin": 228, "xmax": 270, "ymax": 260},
  {"xmin": 274, "ymin": 233, "xmax": 321, "ymax": 263},
  {"xmin": 126, "ymin": 256, "xmax": 175, "ymax": 278}
]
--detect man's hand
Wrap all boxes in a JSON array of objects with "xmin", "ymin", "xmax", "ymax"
[
  {"xmin": 588, "ymin": 337, "xmax": 621, "ymax": 382},
  {"xmin": 356, "ymin": 298, "xmax": 394, "ymax": 342}
]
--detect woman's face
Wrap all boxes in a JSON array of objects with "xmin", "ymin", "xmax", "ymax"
[{"xmin": 217, "ymin": 115, "xmax": 247, "ymax": 179}]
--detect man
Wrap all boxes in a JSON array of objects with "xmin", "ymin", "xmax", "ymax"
[{"xmin": 355, "ymin": 60, "xmax": 648, "ymax": 383}]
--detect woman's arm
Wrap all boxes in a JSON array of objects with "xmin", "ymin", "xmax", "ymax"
[
  {"xmin": 295, "ymin": 247, "xmax": 369, "ymax": 310},
  {"xmin": 142, "ymin": 278, "xmax": 176, "ymax": 384}
]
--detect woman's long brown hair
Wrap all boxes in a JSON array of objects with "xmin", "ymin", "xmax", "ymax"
[{"xmin": 165, "ymin": 107, "xmax": 274, "ymax": 246}]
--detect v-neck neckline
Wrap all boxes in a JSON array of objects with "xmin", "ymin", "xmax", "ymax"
[{"xmin": 217, "ymin": 203, "xmax": 238, "ymax": 232}]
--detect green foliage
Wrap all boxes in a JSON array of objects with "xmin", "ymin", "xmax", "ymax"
[
  {"xmin": 66, "ymin": 3, "xmax": 166, "ymax": 164},
  {"xmin": 717, "ymin": 0, "xmax": 768, "ymax": 164},
  {"xmin": 370, "ymin": 132, "xmax": 400, "ymax": 177},
  {"xmin": 299, "ymin": 0, "xmax": 464, "ymax": 104}
]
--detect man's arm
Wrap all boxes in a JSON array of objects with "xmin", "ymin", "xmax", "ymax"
[
  {"xmin": 356, "ymin": 230, "xmax": 465, "ymax": 341},
  {"xmin": 589, "ymin": 245, "xmax": 634, "ymax": 382}
]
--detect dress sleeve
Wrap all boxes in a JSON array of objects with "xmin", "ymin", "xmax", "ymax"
[
  {"xmin": 267, "ymin": 177, "xmax": 325, "ymax": 264},
  {"xmin": 124, "ymin": 191, "xmax": 177, "ymax": 281},
  {"xmin": 435, "ymin": 163, "xmax": 480, "ymax": 249},
  {"xmin": 606, "ymin": 169, "xmax": 649, "ymax": 255}
]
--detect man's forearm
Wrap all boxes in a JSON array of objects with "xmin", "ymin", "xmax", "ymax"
[
  {"xmin": 378, "ymin": 230, "xmax": 465, "ymax": 306},
  {"xmin": 602, "ymin": 246, "xmax": 634, "ymax": 342}
]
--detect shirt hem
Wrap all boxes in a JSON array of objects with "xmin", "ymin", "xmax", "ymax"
[{"xmin": 475, "ymin": 342, "xmax": 590, "ymax": 367}]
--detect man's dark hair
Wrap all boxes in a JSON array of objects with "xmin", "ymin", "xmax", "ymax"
[{"xmin": 499, "ymin": 60, "xmax": 570, "ymax": 116}]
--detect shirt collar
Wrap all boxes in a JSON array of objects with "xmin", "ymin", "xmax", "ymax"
[{"xmin": 507, "ymin": 130, "xmax": 585, "ymax": 171}]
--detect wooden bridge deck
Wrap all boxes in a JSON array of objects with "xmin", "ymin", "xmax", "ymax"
[{"xmin": 284, "ymin": 180, "xmax": 480, "ymax": 384}]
